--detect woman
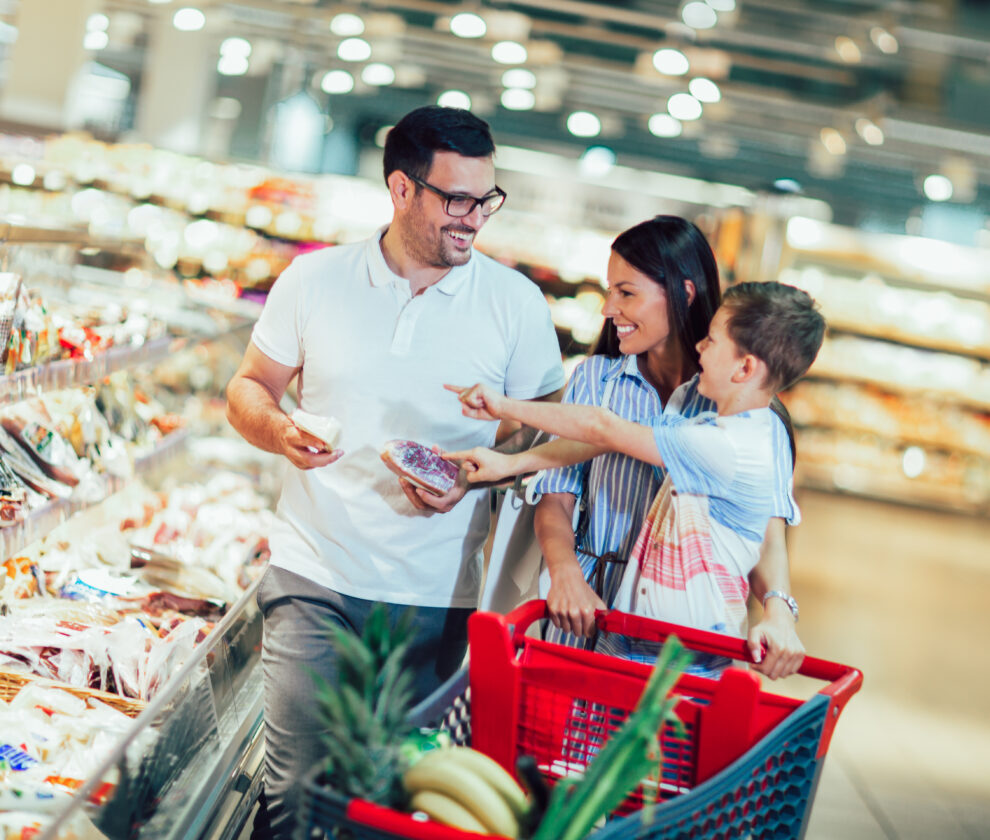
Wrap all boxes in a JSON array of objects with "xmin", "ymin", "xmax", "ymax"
[{"xmin": 530, "ymin": 215, "xmax": 804, "ymax": 678}]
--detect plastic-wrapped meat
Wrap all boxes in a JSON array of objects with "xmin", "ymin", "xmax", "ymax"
[
  {"xmin": 0, "ymin": 426, "xmax": 73, "ymax": 498},
  {"xmin": 0, "ymin": 453, "xmax": 27, "ymax": 526},
  {"xmin": 0, "ymin": 402, "xmax": 82, "ymax": 487}
]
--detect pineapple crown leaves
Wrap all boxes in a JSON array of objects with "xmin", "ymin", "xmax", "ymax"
[{"xmin": 311, "ymin": 603, "xmax": 420, "ymax": 806}]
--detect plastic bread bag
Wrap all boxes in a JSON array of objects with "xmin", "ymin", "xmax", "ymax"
[
  {"xmin": 138, "ymin": 615, "xmax": 206, "ymax": 700},
  {"xmin": 103, "ymin": 617, "xmax": 157, "ymax": 699}
]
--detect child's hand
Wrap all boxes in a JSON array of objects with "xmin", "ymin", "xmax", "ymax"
[
  {"xmin": 443, "ymin": 447, "xmax": 515, "ymax": 484},
  {"xmin": 444, "ymin": 383, "xmax": 505, "ymax": 422}
]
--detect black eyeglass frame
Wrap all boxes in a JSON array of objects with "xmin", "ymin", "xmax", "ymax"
[{"xmin": 405, "ymin": 172, "xmax": 507, "ymax": 217}]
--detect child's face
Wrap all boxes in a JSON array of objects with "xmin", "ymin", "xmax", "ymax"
[
  {"xmin": 695, "ymin": 307, "xmax": 743, "ymax": 403},
  {"xmin": 602, "ymin": 252, "xmax": 672, "ymax": 357}
]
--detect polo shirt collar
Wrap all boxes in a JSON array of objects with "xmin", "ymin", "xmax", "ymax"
[{"xmin": 366, "ymin": 225, "xmax": 472, "ymax": 295}]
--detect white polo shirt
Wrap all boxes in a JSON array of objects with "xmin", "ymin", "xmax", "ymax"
[{"xmin": 251, "ymin": 227, "xmax": 565, "ymax": 608}]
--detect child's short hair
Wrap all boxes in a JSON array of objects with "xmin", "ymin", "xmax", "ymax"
[{"xmin": 721, "ymin": 282, "xmax": 826, "ymax": 392}]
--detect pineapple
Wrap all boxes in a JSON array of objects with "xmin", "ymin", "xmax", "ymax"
[{"xmin": 313, "ymin": 603, "xmax": 418, "ymax": 808}]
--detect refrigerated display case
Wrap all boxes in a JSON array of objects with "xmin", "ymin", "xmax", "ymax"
[{"xmin": 2, "ymin": 221, "xmax": 270, "ymax": 840}]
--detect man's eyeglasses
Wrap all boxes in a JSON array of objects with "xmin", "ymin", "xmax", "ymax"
[{"xmin": 405, "ymin": 173, "xmax": 507, "ymax": 218}]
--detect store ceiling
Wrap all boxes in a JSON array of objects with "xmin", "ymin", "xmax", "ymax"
[{"xmin": 103, "ymin": 0, "xmax": 990, "ymax": 231}]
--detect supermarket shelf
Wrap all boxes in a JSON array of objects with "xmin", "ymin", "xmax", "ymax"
[
  {"xmin": 797, "ymin": 462, "xmax": 989, "ymax": 517},
  {"xmin": 788, "ymin": 249, "xmax": 990, "ymax": 305},
  {"xmin": 0, "ymin": 428, "xmax": 190, "ymax": 558},
  {"xmin": 1, "ymin": 335, "xmax": 188, "ymax": 408},
  {"xmin": 0, "ymin": 217, "xmax": 146, "ymax": 257},
  {"xmin": 791, "ymin": 421, "xmax": 990, "ymax": 461},
  {"xmin": 803, "ymin": 371, "xmax": 990, "ymax": 414},
  {"xmin": 824, "ymin": 323, "xmax": 990, "ymax": 364},
  {"xmin": 0, "ymin": 218, "xmax": 87, "ymax": 245}
]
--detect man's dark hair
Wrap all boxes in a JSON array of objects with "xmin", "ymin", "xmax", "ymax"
[
  {"xmin": 382, "ymin": 106, "xmax": 495, "ymax": 184},
  {"xmin": 721, "ymin": 281, "xmax": 826, "ymax": 393}
]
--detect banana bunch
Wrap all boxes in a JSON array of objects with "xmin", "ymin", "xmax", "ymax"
[{"xmin": 403, "ymin": 746, "xmax": 531, "ymax": 837}]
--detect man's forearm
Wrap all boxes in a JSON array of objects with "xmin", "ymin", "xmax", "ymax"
[{"xmin": 225, "ymin": 376, "xmax": 293, "ymax": 455}]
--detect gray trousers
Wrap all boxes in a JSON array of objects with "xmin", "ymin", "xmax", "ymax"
[{"xmin": 250, "ymin": 565, "xmax": 471, "ymax": 840}]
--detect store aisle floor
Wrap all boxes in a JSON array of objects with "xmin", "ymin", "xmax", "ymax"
[{"xmin": 787, "ymin": 489, "xmax": 990, "ymax": 840}]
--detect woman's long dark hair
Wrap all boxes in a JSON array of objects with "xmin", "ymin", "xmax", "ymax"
[{"xmin": 591, "ymin": 216, "xmax": 721, "ymax": 372}]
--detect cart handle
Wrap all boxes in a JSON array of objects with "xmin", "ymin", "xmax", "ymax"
[{"xmin": 503, "ymin": 600, "xmax": 862, "ymax": 707}]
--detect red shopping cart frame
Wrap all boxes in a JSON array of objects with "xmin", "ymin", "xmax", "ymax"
[{"xmin": 469, "ymin": 601, "xmax": 862, "ymax": 812}]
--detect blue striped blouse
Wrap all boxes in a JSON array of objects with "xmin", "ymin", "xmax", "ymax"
[{"xmin": 529, "ymin": 354, "xmax": 797, "ymax": 649}]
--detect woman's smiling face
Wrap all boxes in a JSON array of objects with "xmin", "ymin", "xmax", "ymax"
[{"xmin": 601, "ymin": 251, "xmax": 674, "ymax": 357}]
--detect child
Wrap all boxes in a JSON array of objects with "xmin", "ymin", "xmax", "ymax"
[{"xmin": 445, "ymin": 281, "xmax": 826, "ymax": 674}]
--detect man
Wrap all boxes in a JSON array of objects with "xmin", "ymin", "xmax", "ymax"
[{"xmin": 225, "ymin": 105, "xmax": 565, "ymax": 840}]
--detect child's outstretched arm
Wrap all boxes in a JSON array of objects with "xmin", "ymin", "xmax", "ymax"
[
  {"xmin": 445, "ymin": 382, "xmax": 664, "ymax": 466},
  {"xmin": 446, "ymin": 437, "xmax": 607, "ymax": 484}
]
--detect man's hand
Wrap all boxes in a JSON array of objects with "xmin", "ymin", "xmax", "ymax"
[
  {"xmin": 397, "ymin": 450, "xmax": 471, "ymax": 513},
  {"xmin": 280, "ymin": 423, "xmax": 344, "ymax": 470},
  {"xmin": 546, "ymin": 564, "xmax": 606, "ymax": 638},
  {"xmin": 443, "ymin": 447, "xmax": 516, "ymax": 484},
  {"xmin": 444, "ymin": 383, "xmax": 506, "ymax": 422},
  {"xmin": 747, "ymin": 602, "xmax": 805, "ymax": 680}
]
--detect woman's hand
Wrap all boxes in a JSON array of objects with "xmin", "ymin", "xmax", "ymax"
[
  {"xmin": 444, "ymin": 383, "xmax": 505, "ymax": 422},
  {"xmin": 443, "ymin": 447, "xmax": 516, "ymax": 484},
  {"xmin": 747, "ymin": 599, "xmax": 805, "ymax": 680},
  {"xmin": 546, "ymin": 562, "xmax": 606, "ymax": 638}
]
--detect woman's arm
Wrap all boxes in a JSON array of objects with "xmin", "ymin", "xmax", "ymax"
[
  {"xmin": 535, "ymin": 494, "xmax": 604, "ymax": 638},
  {"xmin": 746, "ymin": 517, "xmax": 805, "ymax": 679},
  {"xmin": 446, "ymin": 383, "xmax": 662, "ymax": 467}
]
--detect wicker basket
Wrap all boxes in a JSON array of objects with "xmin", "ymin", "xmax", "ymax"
[{"xmin": 0, "ymin": 667, "xmax": 146, "ymax": 718}]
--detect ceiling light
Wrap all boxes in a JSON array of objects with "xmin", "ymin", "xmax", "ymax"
[
  {"xmin": 86, "ymin": 13, "xmax": 109, "ymax": 31},
  {"xmin": 492, "ymin": 40, "xmax": 527, "ymax": 64},
  {"xmin": 172, "ymin": 7, "xmax": 205, "ymax": 31},
  {"xmin": 438, "ymin": 90, "xmax": 472, "ymax": 109},
  {"xmin": 375, "ymin": 125, "xmax": 393, "ymax": 148},
  {"xmin": 83, "ymin": 30, "xmax": 109, "ymax": 49},
  {"xmin": 361, "ymin": 63, "xmax": 395, "ymax": 86},
  {"xmin": 902, "ymin": 446, "xmax": 925, "ymax": 478},
  {"xmin": 11, "ymin": 164, "xmax": 35, "ymax": 186},
  {"xmin": 648, "ymin": 113, "xmax": 682, "ymax": 137},
  {"xmin": 773, "ymin": 178, "xmax": 802, "ymax": 193},
  {"xmin": 820, "ymin": 127, "xmax": 847, "ymax": 155},
  {"xmin": 579, "ymin": 146, "xmax": 616, "ymax": 177},
  {"xmin": 320, "ymin": 70, "xmax": 354, "ymax": 94},
  {"xmin": 338, "ymin": 37, "xmax": 371, "ymax": 62},
  {"xmin": 705, "ymin": 0, "xmax": 735, "ymax": 10},
  {"xmin": 450, "ymin": 12, "xmax": 486, "ymax": 38},
  {"xmin": 688, "ymin": 77, "xmax": 721, "ymax": 103},
  {"xmin": 217, "ymin": 54, "xmax": 248, "ymax": 75},
  {"xmin": 923, "ymin": 174, "xmax": 953, "ymax": 202},
  {"xmin": 566, "ymin": 111, "xmax": 601, "ymax": 138},
  {"xmin": 652, "ymin": 48, "xmax": 689, "ymax": 76},
  {"xmin": 221, "ymin": 37, "xmax": 251, "ymax": 57},
  {"xmin": 501, "ymin": 68, "xmax": 536, "ymax": 89},
  {"xmin": 870, "ymin": 26, "xmax": 899, "ymax": 54},
  {"xmin": 501, "ymin": 88, "xmax": 535, "ymax": 110},
  {"xmin": 855, "ymin": 117, "xmax": 884, "ymax": 146},
  {"xmin": 682, "ymin": 2, "xmax": 718, "ymax": 29},
  {"xmin": 330, "ymin": 13, "xmax": 364, "ymax": 37},
  {"xmin": 667, "ymin": 93, "xmax": 702, "ymax": 121},
  {"xmin": 834, "ymin": 36, "xmax": 861, "ymax": 63}
]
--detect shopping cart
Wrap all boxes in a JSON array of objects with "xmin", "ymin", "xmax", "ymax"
[{"xmin": 298, "ymin": 600, "xmax": 862, "ymax": 840}]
